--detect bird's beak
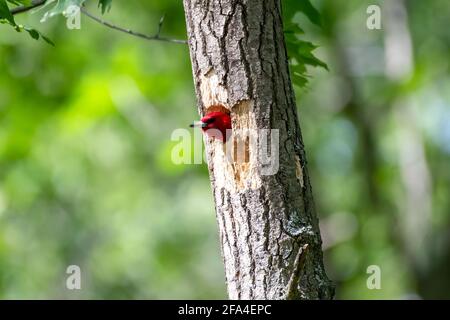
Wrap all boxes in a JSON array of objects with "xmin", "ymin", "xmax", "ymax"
[{"xmin": 190, "ymin": 121, "xmax": 207, "ymax": 128}]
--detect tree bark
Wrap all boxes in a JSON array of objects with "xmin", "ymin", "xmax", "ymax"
[{"xmin": 183, "ymin": 0, "xmax": 333, "ymax": 299}]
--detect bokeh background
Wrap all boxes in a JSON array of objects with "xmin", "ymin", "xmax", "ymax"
[{"xmin": 0, "ymin": 0, "xmax": 449, "ymax": 299}]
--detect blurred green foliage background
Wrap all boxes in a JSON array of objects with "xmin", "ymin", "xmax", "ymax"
[{"xmin": 0, "ymin": 0, "xmax": 449, "ymax": 299}]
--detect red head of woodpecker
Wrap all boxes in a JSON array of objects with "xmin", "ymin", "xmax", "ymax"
[{"xmin": 190, "ymin": 111, "xmax": 232, "ymax": 142}]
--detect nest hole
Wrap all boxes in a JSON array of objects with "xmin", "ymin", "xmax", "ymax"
[{"xmin": 204, "ymin": 104, "xmax": 230, "ymax": 115}]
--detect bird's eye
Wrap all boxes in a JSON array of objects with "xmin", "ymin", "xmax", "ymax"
[{"xmin": 205, "ymin": 118, "xmax": 215, "ymax": 124}]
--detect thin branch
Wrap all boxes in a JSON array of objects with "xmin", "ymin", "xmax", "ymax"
[
  {"xmin": 80, "ymin": 8, "xmax": 187, "ymax": 45},
  {"xmin": 10, "ymin": 0, "xmax": 187, "ymax": 45},
  {"xmin": 11, "ymin": 0, "xmax": 47, "ymax": 15}
]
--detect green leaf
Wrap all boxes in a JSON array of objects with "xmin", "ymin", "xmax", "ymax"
[
  {"xmin": 10, "ymin": 23, "xmax": 55, "ymax": 45},
  {"xmin": 0, "ymin": 0, "xmax": 16, "ymax": 25},
  {"xmin": 26, "ymin": 27, "xmax": 40, "ymax": 39},
  {"xmin": 284, "ymin": 22, "xmax": 304, "ymax": 35},
  {"xmin": 40, "ymin": 33, "xmax": 55, "ymax": 46},
  {"xmin": 291, "ymin": 73, "xmax": 308, "ymax": 88},
  {"xmin": 7, "ymin": 0, "xmax": 32, "ymax": 5},
  {"xmin": 283, "ymin": 0, "xmax": 322, "ymax": 27},
  {"xmin": 295, "ymin": 0, "xmax": 322, "ymax": 27},
  {"xmin": 98, "ymin": 0, "xmax": 112, "ymax": 14},
  {"xmin": 283, "ymin": 0, "xmax": 327, "ymax": 88}
]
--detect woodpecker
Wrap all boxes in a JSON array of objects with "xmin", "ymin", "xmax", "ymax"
[{"xmin": 190, "ymin": 111, "xmax": 231, "ymax": 142}]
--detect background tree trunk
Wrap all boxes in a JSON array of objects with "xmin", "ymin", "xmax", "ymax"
[{"xmin": 183, "ymin": 0, "xmax": 333, "ymax": 299}]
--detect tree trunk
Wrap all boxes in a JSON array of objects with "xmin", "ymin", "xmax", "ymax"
[{"xmin": 183, "ymin": 0, "xmax": 333, "ymax": 299}]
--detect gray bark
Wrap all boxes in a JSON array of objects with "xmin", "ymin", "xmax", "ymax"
[{"xmin": 183, "ymin": 0, "xmax": 333, "ymax": 299}]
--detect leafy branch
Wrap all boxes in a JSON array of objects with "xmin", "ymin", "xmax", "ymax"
[
  {"xmin": 283, "ymin": 0, "xmax": 328, "ymax": 88},
  {"xmin": 2, "ymin": 0, "xmax": 326, "ymax": 88},
  {"xmin": 1, "ymin": 0, "xmax": 186, "ymax": 45},
  {"xmin": 0, "ymin": 0, "xmax": 53, "ymax": 44},
  {"xmin": 80, "ymin": 8, "xmax": 187, "ymax": 44}
]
